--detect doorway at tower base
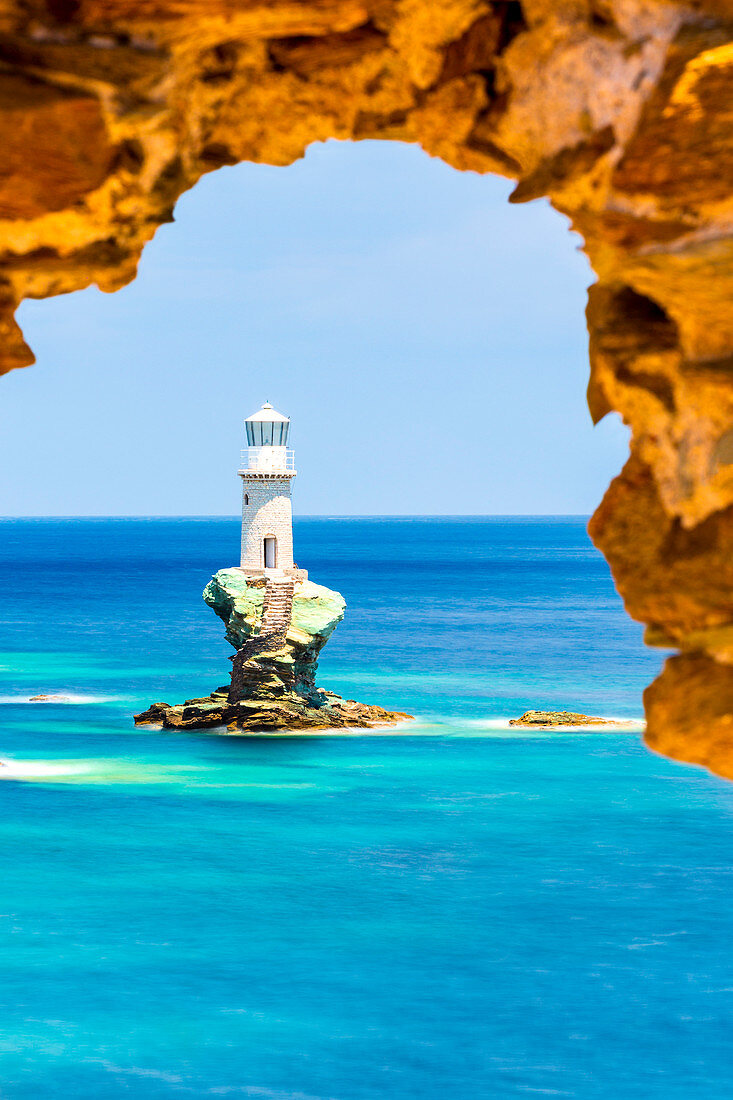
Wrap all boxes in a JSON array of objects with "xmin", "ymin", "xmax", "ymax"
[{"xmin": 134, "ymin": 568, "xmax": 412, "ymax": 733}]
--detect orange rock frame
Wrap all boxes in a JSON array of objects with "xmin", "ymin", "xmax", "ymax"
[{"xmin": 1, "ymin": 1, "xmax": 732, "ymax": 775}]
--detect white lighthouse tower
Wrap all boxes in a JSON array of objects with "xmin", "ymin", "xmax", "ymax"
[{"xmin": 238, "ymin": 402, "xmax": 303, "ymax": 578}]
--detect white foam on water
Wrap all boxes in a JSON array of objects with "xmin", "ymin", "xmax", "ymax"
[
  {"xmin": 462, "ymin": 716, "xmax": 645, "ymax": 733},
  {"xmin": 221, "ymin": 716, "xmax": 644, "ymax": 738},
  {"xmin": 0, "ymin": 693, "xmax": 128, "ymax": 705},
  {"xmin": 0, "ymin": 758, "xmax": 94, "ymax": 779}
]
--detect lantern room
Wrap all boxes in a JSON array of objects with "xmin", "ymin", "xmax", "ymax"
[
  {"xmin": 241, "ymin": 402, "xmax": 295, "ymax": 475},
  {"xmin": 245, "ymin": 402, "xmax": 290, "ymax": 447}
]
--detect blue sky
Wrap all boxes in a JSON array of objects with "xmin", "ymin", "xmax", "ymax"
[{"xmin": 1, "ymin": 139, "xmax": 628, "ymax": 516}]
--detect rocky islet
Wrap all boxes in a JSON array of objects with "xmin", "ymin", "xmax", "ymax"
[
  {"xmin": 134, "ymin": 569, "xmax": 412, "ymax": 733},
  {"xmin": 509, "ymin": 710, "xmax": 632, "ymax": 728}
]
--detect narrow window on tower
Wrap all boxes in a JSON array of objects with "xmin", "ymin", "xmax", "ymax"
[{"xmin": 244, "ymin": 493, "xmax": 249, "ymax": 506}]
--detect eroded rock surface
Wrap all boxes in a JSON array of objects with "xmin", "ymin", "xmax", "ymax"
[
  {"xmin": 134, "ymin": 569, "xmax": 412, "ymax": 732},
  {"xmin": 134, "ymin": 690, "xmax": 411, "ymax": 732},
  {"xmin": 3, "ymin": 1, "xmax": 733, "ymax": 773}
]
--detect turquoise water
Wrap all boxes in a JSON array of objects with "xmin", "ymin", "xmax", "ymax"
[{"xmin": 1, "ymin": 517, "xmax": 733, "ymax": 1097}]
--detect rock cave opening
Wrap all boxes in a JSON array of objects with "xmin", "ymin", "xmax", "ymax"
[{"xmin": 0, "ymin": 0, "xmax": 731, "ymax": 775}]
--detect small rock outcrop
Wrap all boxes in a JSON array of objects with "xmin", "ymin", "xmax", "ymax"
[
  {"xmin": 134, "ymin": 569, "xmax": 411, "ymax": 733},
  {"xmin": 509, "ymin": 710, "xmax": 629, "ymax": 728}
]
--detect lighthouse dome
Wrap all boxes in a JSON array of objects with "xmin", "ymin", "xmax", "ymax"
[{"xmin": 245, "ymin": 402, "xmax": 290, "ymax": 446}]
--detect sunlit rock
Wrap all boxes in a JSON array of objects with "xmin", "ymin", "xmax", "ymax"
[{"xmin": 509, "ymin": 711, "xmax": 630, "ymax": 728}]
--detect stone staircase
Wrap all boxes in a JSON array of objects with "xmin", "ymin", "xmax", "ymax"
[
  {"xmin": 228, "ymin": 573, "xmax": 295, "ymax": 703},
  {"xmin": 259, "ymin": 573, "xmax": 295, "ymax": 637}
]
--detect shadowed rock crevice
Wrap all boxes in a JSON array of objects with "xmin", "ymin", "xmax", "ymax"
[
  {"xmin": 509, "ymin": 126, "xmax": 616, "ymax": 205},
  {"xmin": 1, "ymin": 0, "xmax": 732, "ymax": 774},
  {"xmin": 587, "ymin": 285, "xmax": 680, "ymax": 422}
]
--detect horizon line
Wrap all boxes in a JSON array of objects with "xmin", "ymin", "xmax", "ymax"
[{"xmin": 0, "ymin": 512, "xmax": 593, "ymax": 521}]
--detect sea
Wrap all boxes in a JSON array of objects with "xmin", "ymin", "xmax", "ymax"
[{"xmin": 1, "ymin": 516, "xmax": 732, "ymax": 1098}]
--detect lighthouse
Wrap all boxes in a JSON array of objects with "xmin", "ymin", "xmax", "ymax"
[
  {"xmin": 238, "ymin": 402, "xmax": 303, "ymax": 578},
  {"xmin": 133, "ymin": 400, "xmax": 409, "ymax": 730}
]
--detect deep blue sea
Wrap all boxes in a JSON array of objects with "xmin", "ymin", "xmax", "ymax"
[{"xmin": 1, "ymin": 517, "xmax": 733, "ymax": 1098}]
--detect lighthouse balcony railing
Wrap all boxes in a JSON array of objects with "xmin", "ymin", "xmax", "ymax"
[{"xmin": 239, "ymin": 447, "xmax": 296, "ymax": 473}]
